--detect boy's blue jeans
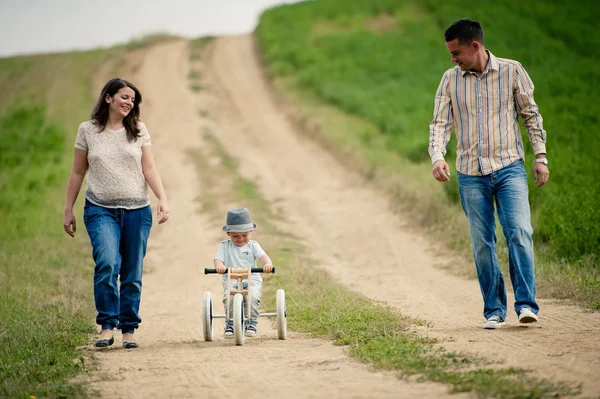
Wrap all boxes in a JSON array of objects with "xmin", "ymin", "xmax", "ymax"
[
  {"xmin": 457, "ymin": 160, "xmax": 539, "ymax": 320},
  {"xmin": 222, "ymin": 277, "xmax": 262, "ymax": 327},
  {"xmin": 83, "ymin": 200, "xmax": 152, "ymax": 334}
]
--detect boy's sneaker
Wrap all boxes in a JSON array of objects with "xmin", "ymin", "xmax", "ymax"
[
  {"xmin": 518, "ymin": 308, "xmax": 538, "ymax": 323},
  {"xmin": 244, "ymin": 325, "xmax": 257, "ymax": 337},
  {"xmin": 224, "ymin": 326, "xmax": 234, "ymax": 339},
  {"xmin": 483, "ymin": 316, "xmax": 505, "ymax": 329}
]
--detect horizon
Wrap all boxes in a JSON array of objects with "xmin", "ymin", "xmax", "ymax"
[{"xmin": 0, "ymin": 0, "xmax": 302, "ymax": 58}]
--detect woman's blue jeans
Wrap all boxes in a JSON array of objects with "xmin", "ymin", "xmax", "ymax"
[
  {"xmin": 457, "ymin": 161, "xmax": 539, "ymax": 320},
  {"xmin": 83, "ymin": 200, "xmax": 152, "ymax": 334}
]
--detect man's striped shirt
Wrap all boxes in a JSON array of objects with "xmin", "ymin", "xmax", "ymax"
[{"xmin": 428, "ymin": 51, "xmax": 547, "ymax": 176}]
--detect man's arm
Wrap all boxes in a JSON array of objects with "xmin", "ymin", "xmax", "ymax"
[
  {"xmin": 513, "ymin": 63, "xmax": 547, "ymax": 156},
  {"xmin": 429, "ymin": 71, "xmax": 453, "ymax": 182},
  {"xmin": 428, "ymin": 71, "xmax": 454, "ymax": 165}
]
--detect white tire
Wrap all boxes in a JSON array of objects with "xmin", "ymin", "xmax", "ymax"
[
  {"xmin": 276, "ymin": 289, "xmax": 287, "ymax": 340},
  {"xmin": 202, "ymin": 291, "xmax": 213, "ymax": 342},
  {"xmin": 233, "ymin": 293, "xmax": 245, "ymax": 346}
]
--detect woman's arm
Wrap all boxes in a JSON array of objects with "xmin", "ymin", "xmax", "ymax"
[
  {"xmin": 63, "ymin": 148, "xmax": 88, "ymax": 237},
  {"xmin": 142, "ymin": 146, "xmax": 170, "ymax": 224}
]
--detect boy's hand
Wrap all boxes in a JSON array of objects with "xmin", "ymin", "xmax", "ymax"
[
  {"xmin": 216, "ymin": 265, "xmax": 227, "ymax": 274},
  {"xmin": 263, "ymin": 264, "xmax": 273, "ymax": 273}
]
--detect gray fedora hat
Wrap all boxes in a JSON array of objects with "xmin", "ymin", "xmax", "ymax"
[{"xmin": 222, "ymin": 208, "xmax": 257, "ymax": 232}]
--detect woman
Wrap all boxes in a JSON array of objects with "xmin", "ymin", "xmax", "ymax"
[{"xmin": 63, "ymin": 77, "xmax": 169, "ymax": 348}]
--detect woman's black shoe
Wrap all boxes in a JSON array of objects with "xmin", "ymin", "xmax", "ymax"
[
  {"xmin": 94, "ymin": 337, "xmax": 115, "ymax": 347},
  {"xmin": 122, "ymin": 341, "xmax": 139, "ymax": 349}
]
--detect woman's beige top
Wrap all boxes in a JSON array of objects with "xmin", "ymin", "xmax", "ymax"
[{"xmin": 75, "ymin": 120, "xmax": 151, "ymax": 209}]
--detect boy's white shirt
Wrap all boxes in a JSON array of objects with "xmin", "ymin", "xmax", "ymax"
[{"xmin": 215, "ymin": 239, "xmax": 266, "ymax": 282}]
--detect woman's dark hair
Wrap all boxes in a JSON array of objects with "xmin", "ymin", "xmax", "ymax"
[
  {"xmin": 444, "ymin": 18, "xmax": 484, "ymax": 46},
  {"xmin": 91, "ymin": 78, "xmax": 143, "ymax": 142}
]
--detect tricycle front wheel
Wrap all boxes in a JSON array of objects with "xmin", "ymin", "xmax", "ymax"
[
  {"xmin": 276, "ymin": 289, "xmax": 287, "ymax": 340},
  {"xmin": 202, "ymin": 291, "xmax": 213, "ymax": 342},
  {"xmin": 233, "ymin": 293, "xmax": 245, "ymax": 346}
]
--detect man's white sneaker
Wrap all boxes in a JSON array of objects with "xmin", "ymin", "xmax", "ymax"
[
  {"xmin": 483, "ymin": 315, "xmax": 505, "ymax": 329},
  {"xmin": 518, "ymin": 308, "xmax": 538, "ymax": 323}
]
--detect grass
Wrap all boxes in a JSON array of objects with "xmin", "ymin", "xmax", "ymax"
[
  {"xmin": 188, "ymin": 37, "xmax": 215, "ymax": 93},
  {"xmin": 120, "ymin": 33, "xmax": 181, "ymax": 51},
  {"xmin": 188, "ymin": 69, "xmax": 201, "ymax": 80},
  {"xmin": 189, "ymin": 36, "xmax": 215, "ymax": 61},
  {"xmin": 186, "ymin": 121, "xmax": 580, "ymax": 398},
  {"xmin": 255, "ymin": 0, "xmax": 600, "ymax": 309}
]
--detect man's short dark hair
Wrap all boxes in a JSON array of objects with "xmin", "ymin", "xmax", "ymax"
[{"xmin": 444, "ymin": 18, "xmax": 484, "ymax": 45}]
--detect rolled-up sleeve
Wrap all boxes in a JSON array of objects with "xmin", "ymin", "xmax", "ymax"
[
  {"xmin": 514, "ymin": 63, "xmax": 547, "ymax": 155},
  {"xmin": 429, "ymin": 71, "xmax": 454, "ymax": 164}
]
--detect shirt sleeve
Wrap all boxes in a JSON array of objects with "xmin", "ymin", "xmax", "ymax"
[
  {"xmin": 428, "ymin": 71, "xmax": 454, "ymax": 164},
  {"xmin": 74, "ymin": 122, "xmax": 88, "ymax": 150},
  {"xmin": 252, "ymin": 241, "xmax": 266, "ymax": 261},
  {"xmin": 513, "ymin": 63, "xmax": 547, "ymax": 155},
  {"xmin": 139, "ymin": 122, "xmax": 152, "ymax": 147}
]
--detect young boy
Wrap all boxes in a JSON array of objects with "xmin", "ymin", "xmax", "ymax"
[{"xmin": 214, "ymin": 208, "xmax": 274, "ymax": 338}]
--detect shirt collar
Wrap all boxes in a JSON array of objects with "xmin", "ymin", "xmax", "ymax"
[{"xmin": 462, "ymin": 50, "xmax": 499, "ymax": 76}]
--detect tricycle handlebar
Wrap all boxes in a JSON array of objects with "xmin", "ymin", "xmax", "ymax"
[{"xmin": 204, "ymin": 267, "xmax": 276, "ymax": 275}]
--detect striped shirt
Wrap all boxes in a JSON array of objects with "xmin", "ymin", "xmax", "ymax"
[{"xmin": 428, "ymin": 51, "xmax": 547, "ymax": 176}]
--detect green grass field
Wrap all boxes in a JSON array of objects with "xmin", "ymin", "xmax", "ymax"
[{"xmin": 256, "ymin": 0, "xmax": 599, "ymax": 308}]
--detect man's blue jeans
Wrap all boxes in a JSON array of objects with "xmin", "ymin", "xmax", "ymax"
[
  {"xmin": 457, "ymin": 160, "xmax": 539, "ymax": 320},
  {"xmin": 83, "ymin": 200, "xmax": 152, "ymax": 334}
]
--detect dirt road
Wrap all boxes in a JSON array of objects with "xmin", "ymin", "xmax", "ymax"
[{"xmin": 84, "ymin": 37, "xmax": 600, "ymax": 398}]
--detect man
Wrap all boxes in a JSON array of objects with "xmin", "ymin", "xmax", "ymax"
[{"xmin": 428, "ymin": 18, "xmax": 549, "ymax": 329}]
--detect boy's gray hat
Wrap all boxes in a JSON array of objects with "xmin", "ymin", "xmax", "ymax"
[{"xmin": 222, "ymin": 208, "xmax": 257, "ymax": 232}]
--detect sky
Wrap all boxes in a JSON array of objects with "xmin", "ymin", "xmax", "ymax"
[{"xmin": 0, "ymin": 0, "xmax": 302, "ymax": 58}]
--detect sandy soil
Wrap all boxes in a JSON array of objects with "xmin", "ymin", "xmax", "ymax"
[{"xmin": 82, "ymin": 37, "xmax": 600, "ymax": 398}]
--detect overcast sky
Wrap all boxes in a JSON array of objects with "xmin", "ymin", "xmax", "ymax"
[{"xmin": 0, "ymin": 0, "xmax": 302, "ymax": 58}]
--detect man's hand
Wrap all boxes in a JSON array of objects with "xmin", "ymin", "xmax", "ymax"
[
  {"xmin": 533, "ymin": 163, "xmax": 549, "ymax": 187},
  {"xmin": 432, "ymin": 160, "xmax": 451, "ymax": 182}
]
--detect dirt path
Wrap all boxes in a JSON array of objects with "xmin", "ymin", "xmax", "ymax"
[{"xmin": 84, "ymin": 40, "xmax": 465, "ymax": 398}]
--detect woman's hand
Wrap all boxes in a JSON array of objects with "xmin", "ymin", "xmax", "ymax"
[
  {"xmin": 63, "ymin": 209, "xmax": 76, "ymax": 237},
  {"xmin": 156, "ymin": 199, "xmax": 170, "ymax": 224}
]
